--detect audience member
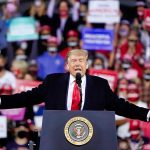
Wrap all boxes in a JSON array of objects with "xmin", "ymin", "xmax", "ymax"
[{"xmin": 37, "ymin": 36, "xmax": 65, "ymax": 79}]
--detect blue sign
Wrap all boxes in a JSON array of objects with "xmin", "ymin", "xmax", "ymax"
[
  {"xmin": 82, "ymin": 28, "xmax": 114, "ymax": 51},
  {"xmin": 7, "ymin": 17, "xmax": 39, "ymax": 42}
]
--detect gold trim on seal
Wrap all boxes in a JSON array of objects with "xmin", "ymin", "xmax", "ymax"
[{"xmin": 64, "ymin": 116, "xmax": 93, "ymax": 146}]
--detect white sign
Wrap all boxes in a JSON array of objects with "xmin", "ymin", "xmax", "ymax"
[
  {"xmin": 34, "ymin": 116, "xmax": 43, "ymax": 130},
  {"xmin": 0, "ymin": 116, "xmax": 7, "ymax": 138},
  {"xmin": 87, "ymin": 0, "xmax": 120, "ymax": 23}
]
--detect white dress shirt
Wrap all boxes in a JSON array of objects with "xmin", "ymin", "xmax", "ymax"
[{"xmin": 67, "ymin": 74, "xmax": 86, "ymax": 111}]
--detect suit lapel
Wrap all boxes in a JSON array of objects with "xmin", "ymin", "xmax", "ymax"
[
  {"xmin": 83, "ymin": 75, "xmax": 93, "ymax": 110},
  {"xmin": 58, "ymin": 73, "xmax": 70, "ymax": 109}
]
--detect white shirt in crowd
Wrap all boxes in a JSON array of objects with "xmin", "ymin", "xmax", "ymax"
[{"xmin": 0, "ymin": 71, "xmax": 16, "ymax": 90}]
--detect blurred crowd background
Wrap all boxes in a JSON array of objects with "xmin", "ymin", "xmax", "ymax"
[{"xmin": 0, "ymin": 0, "xmax": 150, "ymax": 149}]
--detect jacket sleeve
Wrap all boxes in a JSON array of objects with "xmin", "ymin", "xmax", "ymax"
[
  {"xmin": 0, "ymin": 76, "xmax": 49, "ymax": 109},
  {"xmin": 104, "ymin": 80, "xmax": 149, "ymax": 121}
]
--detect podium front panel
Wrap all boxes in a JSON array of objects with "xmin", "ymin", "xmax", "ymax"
[{"xmin": 40, "ymin": 110, "xmax": 117, "ymax": 150}]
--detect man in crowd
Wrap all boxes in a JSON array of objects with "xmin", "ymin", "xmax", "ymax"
[
  {"xmin": 6, "ymin": 121, "xmax": 30, "ymax": 150},
  {"xmin": 0, "ymin": 49, "xmax": 150, "ymax": 122},
  {"xmin": 60, "ymin": 30, "xmax": 80, "ymax": 58},
  {"xmin": 0, "ymin": 55, "xmax": 16, "ymax": 96},
  {"xmin": 37, "ymin": 36, "xmax": 65, "ymax": 80}
]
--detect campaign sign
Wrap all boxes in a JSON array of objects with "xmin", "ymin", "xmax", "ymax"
[
  {"xmin": 89, "ymin": 69, "xmax": 118, "ymax": 91},
  {"xmin": 7, "ymin": 17, "xmax": 38, "ymax": 42},
  {"xmin": 14, "ymin": 79, "xmax": 41, "ymax": 93},
  {"xmin": 87, "ymin": 0, "xmax": 120, "ymax": 23},
  {"xmin": 0, "ymin": 116, "xmax": 7, "ymax": 138},
  {"xmin": 82, "ymin": 28, "xmax": 114, "ymax": 51},
  {"xmin": 1, "ymin": 109, "xmax": 26, "ymax": 121},
  {"xmin": 0, "ymin": 80, "xmax": 41, "ymax": 120}
]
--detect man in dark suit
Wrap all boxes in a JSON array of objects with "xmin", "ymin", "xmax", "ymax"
[{"xmin": 0, "ymin": 49, "xmax": 150, "ymax": 122}]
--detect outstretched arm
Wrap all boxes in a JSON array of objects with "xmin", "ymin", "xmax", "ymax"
[
  {"xmin": 104, "ymin": 80, "xmax": 150, "ymax": 122},
  {"xmin": 0, "ymin": 76, "xmax": 49, "ymax": 109}
]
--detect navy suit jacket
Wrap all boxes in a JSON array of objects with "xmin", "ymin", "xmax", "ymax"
[{"xmin": 0, "ymin": 73, "xmax": 149, "ymax": 121}]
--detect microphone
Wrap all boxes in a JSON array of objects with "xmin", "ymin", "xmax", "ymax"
[
  {"xmin": 75, "ymin": 73, "xmax": 82, "ymax": 110},
  {"xmin": 76, "ymin": 73, "xmax": 82, "ymax": 87}
]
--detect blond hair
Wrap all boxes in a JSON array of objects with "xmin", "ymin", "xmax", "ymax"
[
  {"xmin": 66, "ymin": 49, "xmax": 88, "ymax": 61},
  {"xmin": 11, "ymin": 60, "xmax": 28, "ymax": 74},
  {"xmin": 30, "ymin": 1, "xmax": 46, "ymax": 17}
]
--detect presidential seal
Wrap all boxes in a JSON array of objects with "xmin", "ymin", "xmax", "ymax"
[{"xmin": 64, "ymin": 117, "xmax": 93, "ymax": 146}]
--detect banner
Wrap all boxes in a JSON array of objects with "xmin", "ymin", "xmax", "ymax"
[
  {"xmin": 1, "ymin": 80, "xmax": 41, "ymax": 120},
  {"xmin": 87, "ymin": 0, "xmax": 120, "ymax": 23},
  {"xmin": 82, "ymin": 28, "xmax": 114, "ymax": 51},
  {"xmin": 7, "ymin": 17, "xmax": 39, "ymax": 42},
  {"xmin": 14, "ymin": 79, "xmax": 41, "ymax": 93},
  {"xmin": 0, "ymin": 116, "xmax": 7, "ymax": 138},
  {"xmin": 89, "ymin": 69, "xmax": 118, "ymax": 91}
]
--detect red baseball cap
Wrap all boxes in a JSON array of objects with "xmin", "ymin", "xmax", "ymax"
[
  {"xmin": 67, "ymin": 30, "xmax": 79, "ymax": 37},
  {"xmin": 129, "ymin": 120, "xmax": 140, "ymax": 131},
  {"xmin": 129, "ymin": 120, "xmax": 141, "ymax": 139}
]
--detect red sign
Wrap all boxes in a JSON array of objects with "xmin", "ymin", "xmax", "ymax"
[
  {"xmin": 89, "ymin": 69, "xmax": 118, "ymax": 91},
  {"xmin": 140, "ymin": 121, "xmax": 150, "ymax": 139},
  {"xmin": 1, "ymin": 80, "xmax": 41, "ymax": 120},
  {"xmin": 14, "ymin": 79, "xmax": 41, "ymax": 93}
]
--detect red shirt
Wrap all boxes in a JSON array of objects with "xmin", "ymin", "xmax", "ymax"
[
  {"xmin": 120, "ymin": 41, "xmax": 144, "ymax": 77},
  {"xmin": 59, "ymin": 47, "xmax": 71, "ymax": 59}
]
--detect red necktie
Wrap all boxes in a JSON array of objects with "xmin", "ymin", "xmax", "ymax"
[{"xmin": 71, "ymin": 82, "xmax": 81, "ymax": 110}]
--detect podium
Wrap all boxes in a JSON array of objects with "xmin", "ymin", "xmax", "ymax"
[{"xmin": 39, "ymin": 110, "xmax": 118, "ymax": 150}]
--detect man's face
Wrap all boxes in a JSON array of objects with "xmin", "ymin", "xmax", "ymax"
[
  {"xmin": 0, "ymin": 58, "xmax": 5, "ymax": 69},
  {"xmin": 67, "ymin": 54, "xmax": 88, "ymax": 77},
  {"xmin": 67, "ymin": 37, "xmax": 79, "ymax": 48}
]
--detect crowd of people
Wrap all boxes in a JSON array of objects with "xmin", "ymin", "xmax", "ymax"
[{"xmin": 0, "ymin": 0, "xmax": 150, "ymax": 149}]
